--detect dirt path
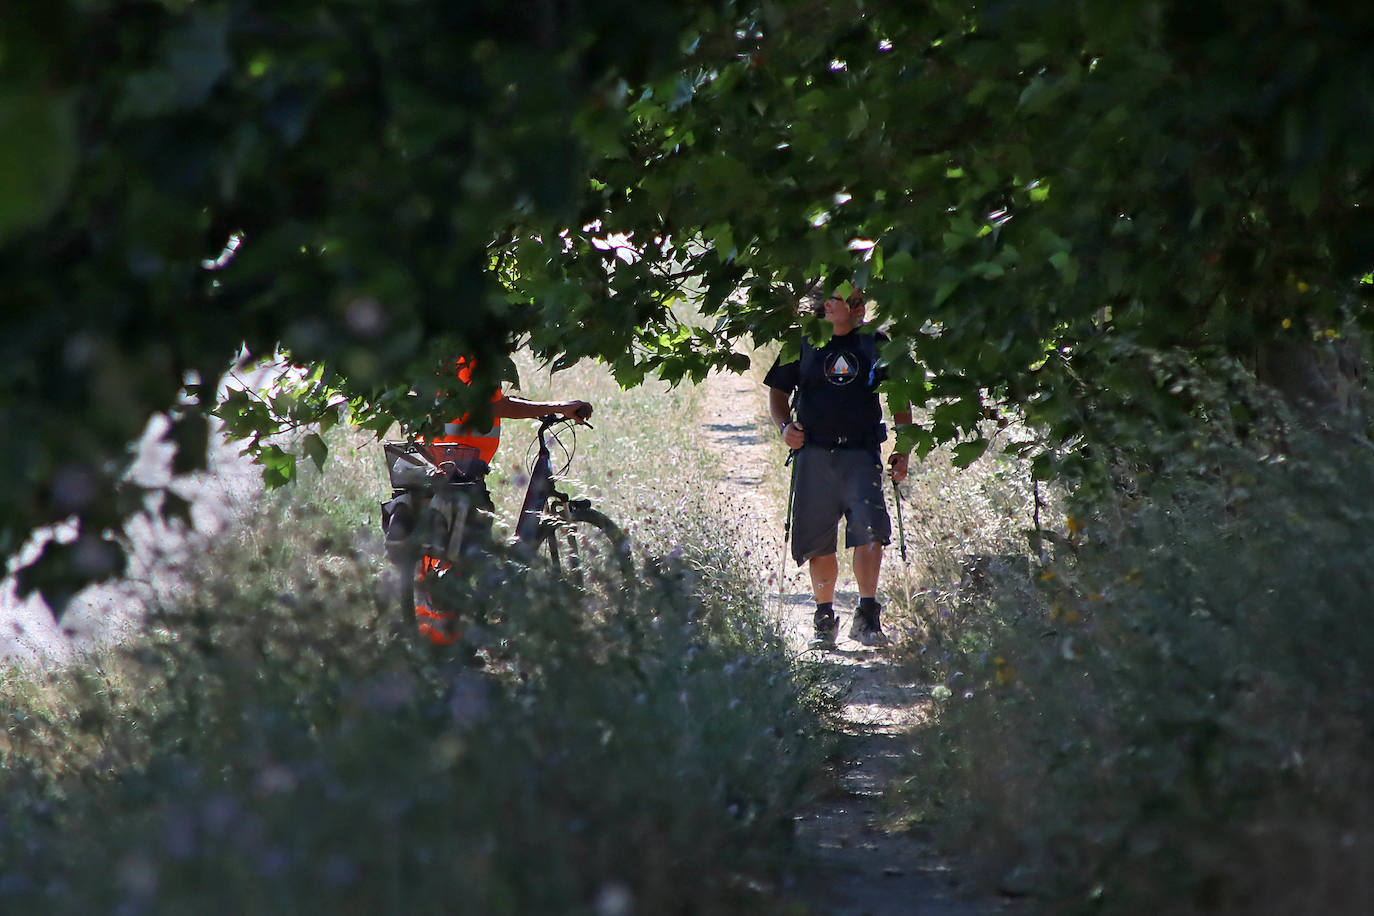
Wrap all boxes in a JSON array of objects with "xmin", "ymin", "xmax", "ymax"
[{"xmin": 697, "ymin": 368, "xmax": 1016, "ymax": 916}]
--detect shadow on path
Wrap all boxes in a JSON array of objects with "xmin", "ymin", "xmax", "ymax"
[{"xmin": 788, "ymin": 642, "xmax": 1020, "ymax": 915}]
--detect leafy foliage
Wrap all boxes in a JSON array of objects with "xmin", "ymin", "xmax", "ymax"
[
  {"xmin": 0, "ymin": 0, "xmax": 701, "ymax": 609},
  {"xmin": 6, "ymin": 0, "xmax": 1374, "ymax": 607},
  {"xmin": 897, "ymin": 426, "xmax": 1374, "ymax": 913}
]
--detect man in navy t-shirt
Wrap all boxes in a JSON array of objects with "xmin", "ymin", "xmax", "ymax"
[{"xmin": 764, "ymin": 283, "xmax": 912, "ymax": 648}]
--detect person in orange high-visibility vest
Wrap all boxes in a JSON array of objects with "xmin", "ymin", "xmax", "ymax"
[
  {"xmin": 430, "ymin": 357, "xmax": 591, "ymax": 463},
  {"xmin": 384, "ymin": 357, "xmax": 593, "ymax": 645}
]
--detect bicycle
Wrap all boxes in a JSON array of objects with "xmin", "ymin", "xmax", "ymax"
[{"xmin": 381, "ymin": 412, "xmax": 632, "ymax": 643}]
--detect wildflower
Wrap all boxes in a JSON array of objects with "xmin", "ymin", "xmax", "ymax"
[
  {"xmin": 117, "ymin": 853, "xmax": 158, "ymax": 898},
  {"xmin": 322, "ymin": 854, "xmax": 360, "ymax": 887},
  {"xmin": 200, "ymin": 792, "xmax": 240, "ymax": 837},
  {"xmin": 355, "ymin": 672, "xmax": 417, "ymax": 713},
  {"xmin": 256, "ymin": 846, "xmax": 290, "ymax": 878},
  {"xmin": 253, "ymin": 763, "xmax": 297, "ymax": 796},
  {"xmin": 595, "ymin": 882, "xmax": 634, "ymax": 916},
  {"xmin": 448, "ymin": 674, "xmax": 492, "ymax": 729},
  {"xmin": 162, "ymin": 806, "xmax": 198, "ymax": 862}
]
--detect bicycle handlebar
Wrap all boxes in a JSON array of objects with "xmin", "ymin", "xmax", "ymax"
[{"xmin": 539, "ymin": 411, "xmax": 593, "ymax": 432}]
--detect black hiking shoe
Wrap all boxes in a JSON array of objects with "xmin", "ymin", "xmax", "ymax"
[
  {"xmin": 847, "ymin": 604, "xmax": 889, "ymax": 646},
  {"xmin": 809, "ymin": 612, "xmax": 838, "ymax": 650}
]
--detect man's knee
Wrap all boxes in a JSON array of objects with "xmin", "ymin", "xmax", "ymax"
[{"xmin": 807, "ymin": 552, "xmax": 838, "ymax": 574}]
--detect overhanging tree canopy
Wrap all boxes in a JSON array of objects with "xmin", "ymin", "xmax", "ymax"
[{"xmin": 4, "ymin": 0, "xmax": 1372, "ymax": 611}]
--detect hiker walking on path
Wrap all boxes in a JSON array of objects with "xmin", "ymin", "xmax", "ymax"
[{"xmin": 765, "ymin": 283, "xmax": 912, "ymax": 649}]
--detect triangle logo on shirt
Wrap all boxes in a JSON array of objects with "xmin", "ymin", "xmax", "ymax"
[{"xmin": 824, "ymin": 350, "xmax": 859, "ymax": 385}]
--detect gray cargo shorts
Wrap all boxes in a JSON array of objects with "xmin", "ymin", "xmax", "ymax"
[{"xmin": 789, "ymin": 446, "xmax": 891, "ymax": 565}]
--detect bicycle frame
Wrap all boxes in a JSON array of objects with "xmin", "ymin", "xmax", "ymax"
[
  {"xmin": 513, "ymin": 414, "xmax": 578, "ymax": 546},
  {"xmin": 386, "ymin": 410, "xmax": 627, "ymax": 643}
]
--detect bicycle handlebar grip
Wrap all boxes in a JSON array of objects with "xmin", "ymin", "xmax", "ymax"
[{"xmin": 574, "ymin": 403, "xmax": 593, "ymax": 421}]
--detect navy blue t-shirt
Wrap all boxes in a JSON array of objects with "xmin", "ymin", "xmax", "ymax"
[{"xmin": 764, "ymin": 331, "xmax": 888, "ymax": 446}]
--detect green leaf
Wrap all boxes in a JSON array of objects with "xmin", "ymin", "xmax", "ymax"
[
  {"xmin": 951, "ymin": 438, "xmax": 989, "ymax": 467},
  {"xmin": 970, "ymin": 260, "xmax": 1006, "ymax": 280},
  {"xmin": 708, "ymin": 223, "xmax": 735, "ymax": 258},
  {"xmin": 302, "ymin": 432, "xmax": 329, "ymax": 472},
  {"xmin": 259, "ymin": 444, "xmax": 297, "ymax": 489},
  {"xmin": 932, "ymin": 398, "xmax": 982, "ymax": 434},
  {"xmin": 1016, "ymin": 41, "xmax": 1049, "ymax": 65},
  {"xmin": 933, "ymin": 278, "xmax": 961, "ymax": 307},
  {"xmin": 0, "ymin": 90, "xmax": 78, "ymax": 242},
  {"xmin": 898, "ymin": 424, "xmax": 936, "ymax": 458},
  {"xmin": 118, "ymin": 7, "xmax": 231, "ymax": 119},
  {"xmin": 778, "ymin": 336, "xmax": 801, "ymax": 365},
  {"xmin": 847, "ymin": 101, "xmax": 869, "ymax": 139},
  {"xmin": 1049, "ymin": 251, "xmax": 1079, "ymax": 285},
  {"xmin": 882, "ymin": 250, "xmax": 915, "ymax": 282}
]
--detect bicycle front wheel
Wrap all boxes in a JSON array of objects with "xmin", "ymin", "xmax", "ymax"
[{"xmin": 536, "ymin": 503, "xmax": 634, "ymax": 609}]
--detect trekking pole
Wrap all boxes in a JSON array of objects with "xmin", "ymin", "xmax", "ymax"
[
  {"xmin": 778, "ymin": 448, "xmax": 798, "ymax": 612},
  {"xmin": 891, "ymin": 477, "xmax": 908, "ymax": 563}
]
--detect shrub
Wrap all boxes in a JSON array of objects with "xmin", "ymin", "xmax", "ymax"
[
  {"xmin": 900, "ymin": 430, "xmax": 1374, "ymax": 914},
  {"xmin": 0, "ymin": 364, "xmax": 828, "ymax": 915}
]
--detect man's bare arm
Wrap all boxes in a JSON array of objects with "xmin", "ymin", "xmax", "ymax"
[
  {"xmin": 770, "ymin": 387, "xmax": 806, "ymax": 449},
  {"xmin": 493, "ymin": 395, "xmax": 592, "ymax": 422},
  {"xmin": 888, "ymin": 398, "xmax": 913, "ymax": 481}
]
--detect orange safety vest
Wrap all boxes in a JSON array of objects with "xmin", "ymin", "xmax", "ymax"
[{"xmin": 431, "ymin": 357, "xmax": 502, "ymax": 463}]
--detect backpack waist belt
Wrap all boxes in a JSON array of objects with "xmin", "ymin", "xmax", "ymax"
[{"xmin": 805, "ymin": 424, "xmax": 887, "ymax": 450}]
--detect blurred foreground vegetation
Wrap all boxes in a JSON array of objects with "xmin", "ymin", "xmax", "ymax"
[{"xmin": 0, "ymin": 365, "xmax": 830, "ymax": 914}]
